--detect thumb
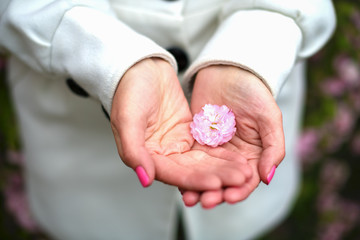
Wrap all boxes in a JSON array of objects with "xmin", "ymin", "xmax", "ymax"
[
  {"xmin": 111, "ymin": 117, "xmax": 155, "ymax": 188},
  {"xmin": 257, "ymin": 117, "xmax": 285, "ymax": 185},
  {"xmin": 258, "ymin": 145, "xmax": 284, "ymax": 185}
]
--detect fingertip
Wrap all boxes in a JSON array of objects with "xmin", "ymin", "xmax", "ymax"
[
  {"xmin": 202, "ymin": 176, "xmax": 222, "ymax": 190},
  {"xmin": 186, "ymin": 173, "xmax": 222, "ymax": 191},
  {"xmin": 265, "ymin": 165, "xmax": 276, "ymax": 185},
  {"xmin": 182, "ymin": 191, "xmax": 200, "ymax": 207},
  {"xmin": 258, "ymin": 147, "xmax": 282, "ymax": 185},
  {"xmin": 258, "ymin": 164, "xmax": 277, "ymax": 185},
  {"xmin": 224, "ymin": 187, "xmax": 250, "ymax": 204},
  {"xmin": 243, "ymin": 163, "xmax": 253, "ymax": 181},
  {"xmin": 200, "ymin": 190, "xmax": 223, "ymax": 209},
  {"xmin": 222, "ymin": 170, "xmax": 246, "ymax": 187},
  {"xmin": 132, "ymin": 148, "xmax": 156, "ymax": 188},
  {"xmin": 135, "ymin": 166, "xmax": 151, "ymax": 188}
]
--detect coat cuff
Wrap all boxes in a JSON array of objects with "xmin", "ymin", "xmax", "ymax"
[
  {"xmin": 51, "ymin": 6, "xmax": 177, "ymax": 114},
  {"xmin": 184, "ymin": 10, "xmax": 302, "ymax": 99}
]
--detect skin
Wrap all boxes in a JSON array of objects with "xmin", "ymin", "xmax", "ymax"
[
  {"xmin": 110, "ymin": 58, "xmax": 253, "ymax": 191},
  {"xmin": 181, "ymin": 65, "xmax": 286, "ymax": 208}
]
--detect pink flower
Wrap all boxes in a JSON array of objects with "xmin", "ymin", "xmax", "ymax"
[
  {"xmin": 190, "ymin": 104, "xmax": 236, "ymax": 147},
  {"xmin": 333, "ymin": 104, "xmax": 355, "ymax": 138},
  {"xmin": 4, "ymin": 173, "xmax": 39, "ymax": 232},
  {"xmin": 296, "ymin": 128, "xmax": 321, "ymax": 164},
  {"xmin": 321, "ymin": 77, "xmax": 346, "ymax": 97},
  {"xmin": 6, "ymin": 150, "xmax": 25, "ymax": 166},
  {"xmin": 351, "ymin": 133, "xmax": 360, "ymax": 155},
  {"xmin": 334, "ymin": 55, "xmax": 360, "ymax": 87},
  {"xmin": 351, "ymin": 9, "xmax": 360, "ymax": 31}
]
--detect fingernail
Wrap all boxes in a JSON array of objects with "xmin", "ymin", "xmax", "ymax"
[
  {"xmin": 266, "ymin": 165, "xmax": 276, "ymax": 185},
  {"xmin": 135, "ymin": 166, "xmax": 150, "ymax": 187}
]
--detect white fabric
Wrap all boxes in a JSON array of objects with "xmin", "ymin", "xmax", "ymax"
[
  {"xmin": 0, "ymin": 0, "xmax": 177, "ymax": 113},
  {"xmin": 183, "ymin": 10, "xmax": 302, "ymax": 98}
]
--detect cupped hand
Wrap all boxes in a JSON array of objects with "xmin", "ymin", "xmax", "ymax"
[
  {"xmin": 110, "ymin": 58, "xmax": 252, "ymax": 190},
  {"xmin": 181, "ymin": 65, "xmax": 285, "ymax": 208}
]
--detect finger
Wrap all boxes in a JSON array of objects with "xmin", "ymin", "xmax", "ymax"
[
  {"xmin": 258, "ymin": 112, "xmax": 285, "ymax": 185},
  {"xmin": 223, "ymin": 187, "xmax": 251, "ymax": 204},
  {"xmin": 224, "ymin": 159, "xmax": 261, "ymax": 204},
  {"xmin": 160, "ymin": 151, "xmax": 251, "ymax": 189},
  {"xmin": 223, "ymin": 178, "xmax": 260, "ymax": 204},
  {"xmin": 111, "ymin": 116, "xmax": 155, "ymax": 188},
  {"xmin": 215, "ymin": 165, "xmax": 248, "ymax": 187},
  {"xmin": 193, "ymin": 144, "xmax": 253, "ymax": 181},
  {"xmin": 182, "ymin": 190, "xmax": 201, "ymax": 207},
  {"xmin": 200, "ymin": 190, "xmax": 223, "ymax": 209},
  {"xmin": 153, "ymin": 153, "xmax": 222, "ymax": 191},
  {"xmin": 193, "ymin": 144, "xmax": 248, "ymax": 164}
]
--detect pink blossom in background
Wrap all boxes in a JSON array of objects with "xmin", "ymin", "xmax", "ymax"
[
  {"xmin": 321, "ymin": 77, "xmax": 347, "ymax": 97},
  {"xmin": 351, "ymin": 9, "xmax": 360, "ymax": 31},
  {"xmin": 6, "ymin": 150, "xmax": 25, "ymax": 166},
  {"xmin": 316, "ymin": 159, "xmax": 359, "ymax": 240},
  {"xmin": 333, "ymin": 105, "xmax": 355, "ymax": 138},
  {"xmin": 321, "ymin": 104, "xmax": 355, "ymax": 154},
  {"xmin": 348, "ymin": 10, "xmax": 360, "ymax": 50},
  {"xmin": 334, "ymin": 55, "xmax": 360, "ymax": 88},
  {"xmin": 317, "ymin": 199, "xmax": 360, "ymax": 240},
  {"xmin": 318, "ymin": 221, "xmax": 347, "ymax": 240},
  {"xmin": 190, "ymin": 104, "xmax": 236, "ymax": 147},
  {"xmin": 350, "ymin": 91, "xmax": 360, "ymax": 112},
  {"xmin": 317, "ymin": 191, "xmax": 338, "ymax": 213},
  {"xmin": 320, "ymin": 160, "xmax": 349, "ymax": 192},
  {"xmin": 296, "ymin": 128, "xmax": 321, "ymax": 165},
  {"xmin": 4, "ymin": 173, "xmax": 39, "ymax": 232},
  {"xmin": 338, "ymin": 200, "xmax": 360, "ymax": 225},
  {"xmin": 351, "ymin": 133, "xmax": 360, "ymax": 155}
]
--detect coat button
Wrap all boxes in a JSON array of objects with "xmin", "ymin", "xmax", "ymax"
[
  {"xmin": 167, "ymin": 47, "xmax": 189, "ymax": 72},
  {"xmin": 66, "ymin": 78, "xmax": 89, "ymax": 97}
]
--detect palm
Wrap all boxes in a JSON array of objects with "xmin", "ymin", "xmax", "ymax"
[
  {"xmin": 111, "ymin": 59, "xmax": 251, "ymax": 190},
  {"xmin": 182, "ymin": 65, "xmax": 285, "ymax": 207}
]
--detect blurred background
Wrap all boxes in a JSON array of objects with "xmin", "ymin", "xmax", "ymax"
[{"xmin": 1, "ymin": 1, "xmax": 360, "ymax": 239}]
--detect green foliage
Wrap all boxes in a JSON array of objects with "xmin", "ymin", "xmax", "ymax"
[{"xmin": 0, "ymin": 65, "xmax": 20, "ymax": 150}]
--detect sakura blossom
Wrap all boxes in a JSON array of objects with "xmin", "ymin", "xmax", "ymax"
[{"xmin": 190, "ymin": 104, "xmax": 236, "ymax": 147}]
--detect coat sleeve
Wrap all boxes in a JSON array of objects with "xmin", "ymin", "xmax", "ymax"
[
  {"xmin": 0, "ymin": 0, "xmax": 177, "ymax": 113},
  {"xmin": 184, "ymin": 0, "xmax": 336, "ymax": 99}
]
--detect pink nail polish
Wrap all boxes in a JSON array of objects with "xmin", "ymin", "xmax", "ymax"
[
  {"xmin": 266, "ymin": 165, "xmax": 276, "ymax": 185},
  {"xmin": 135, "ymin": 166, "xmax": 150, "ymax": 187}
]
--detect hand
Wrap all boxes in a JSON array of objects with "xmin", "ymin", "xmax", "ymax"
[
  {"xmin": 110, "ymin": 58, "xmax": 252, "ymax": 190},
  {"xmin": 181, "ymin": 65, "xmax": 285, "ymax": 208}
]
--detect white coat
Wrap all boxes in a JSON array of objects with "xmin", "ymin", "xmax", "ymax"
[{"xmin": 0, "ymin": 0, "xmax": 336, "ymax": 239}]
